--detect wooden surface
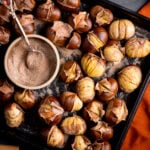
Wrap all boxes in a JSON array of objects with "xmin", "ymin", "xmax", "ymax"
[{"xmin": 0, "ymin": 145, "xmax": 19, "ymax": 150}]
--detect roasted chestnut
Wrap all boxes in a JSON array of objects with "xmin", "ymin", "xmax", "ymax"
[
  {"xmin": 46, "ymin": 21, "xmax": 73, "ymax": 47},
  {"xmin": 83, "ymin": 100, "xmax": 105, "ymax": 123},
  {"xmin": 14, "ymin": 89, "xmax": 36, "ymax": 109},
  {"xmin": 61, "ymin": 115, "xmax": 87, "ymax": 135},
  {"xmin": 90, "ymin": 5, "xmax": 113, "ymax": 26},
  {"xmin": 0, "ymin": 26, "xmax": 10, "ymax": 44},
  {"xmin": 4, "ymin": 102, "xmax": 24, "ymax": 128},
  {"xmin": 36, "ymin": 0, "xmax": 61, "ymax": 22},
  {"xmin": 90, "ymin": 121, "xmax": 114, "ymax": 141},
  {"xmin": 56, "ymin": 0, "xmax": 81, "ymax": 11},
  {"xmin": 76, "ymin": 77, "xmax": 95, "ymax": 103},
  {"xmin": 72, "ymin": 135, "xmax": 91, "ymax": 150},
  {"xmin": 0, "ymin": 80, "xmax": 14, "ymax": 101},
  {"xmin": 118, "ymin": 65, "xmax": 142, "ymax": 93},
  {"xmin": 38, "ymin": 96, "xmax": 64, "ymax": 125},
  {"xmin": 125, "ymin": 37, "xmax": 150, "ymax": 58},
  {"xmin": 81, "ymin": 53, "xmax": 106, "ymax": 78},
  {"xmin": 105, "ymin": 98, "xmax": 128, "ymax": 124},
  {"xmin": 82, "ymin": 27, "xmax": 108, "ymax": 53},
  {"xmin": 41, "ymin": 125, "xmax": 65, "ymax": 148},
  {"xmin": 109, "ymin": 19, "xmax": 135, "ymax": 40},
  {"xmin": 60, "ymin": 61, "xmax": 83, "ymax": 83},
  {"xmin": 104, "ymin": 40, "xmax": 124, "ymax": 62},
  {"xmin": 13, "ymin": 14, "xmax": 35, "ymax": 35},
  {"xmin": 92, "ymin": 141, "xmax": 111, "ymax": 150},
  {"xmin": 95, "ymin": 77, "xmax": 118, "ymax": 102},
  {"xmin": 68, "ymin": 11, "xmax": 92, "ymax": 33},
  {"xmin": 14, "ymin": 0, "xmax": 36, "ymax": 12},
  {"xmin": 60, "ymin": 91, "xmax": 83, "ymax": 112},
  {"xmin": 66, "ymin": 32, "xmax": 81, "ymax": 49},
  {"xmin": 0, "ymin": 5, "xmax": 10, "ymax": 25}
]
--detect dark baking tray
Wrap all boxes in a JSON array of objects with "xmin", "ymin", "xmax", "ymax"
[{"xmin": 0, "ymin": 0, "xmax": 150, "ymax": 150}]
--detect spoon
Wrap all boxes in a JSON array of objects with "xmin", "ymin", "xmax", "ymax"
[{"xmin": 9, "ymin": 0, "xmax": 43, "ymax": 69}]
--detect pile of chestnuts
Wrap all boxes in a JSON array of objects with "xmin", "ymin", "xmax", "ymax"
[{"xmin": 0, "ymin": 0, "xmax": 150, "ymax": 150}]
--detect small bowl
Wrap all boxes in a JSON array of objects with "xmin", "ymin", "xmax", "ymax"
[{"xmin": 4, "ymin": 34, "xmax": 60, "ymax": 90}]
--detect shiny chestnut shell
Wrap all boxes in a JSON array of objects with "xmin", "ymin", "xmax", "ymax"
[
  {"xmin": 57, "ymin": 0, "xmax": 81, "ymax": 11},
  {"xmin": 0, "ymin": 5, "xmax": 10, "ymax": 25},
  {"xmin": 82, "ymin": 27, "xmax": 108, "ymax": 53}
]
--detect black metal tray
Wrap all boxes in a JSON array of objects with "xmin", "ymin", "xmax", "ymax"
[{"xmin": 0, "ymin": 0, "xmax": 150, "ymax": 150}]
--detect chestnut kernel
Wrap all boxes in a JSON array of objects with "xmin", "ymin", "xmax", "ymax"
[
  {"xmin": 4, "ymin": 102, "xmax": 24, "ymax": 128},
  {"xmin": 95, "ymin": 78, "xmax": 118, "ymax": 102},
  {"xmin": 60, "ymin": 61, "xmax": 83, "ymax": 83},
  {"xmin": 105, "ymin": 98, "xmax": 128, "ymax": 124},
  {"xmin": 61, "ymin": 115, "xmax": 87, "ymax": 135},
  {"xmin": 0, "ymin": 80, "xmax": 14, "ymax": 101},
  {"xmin": 38, "ymin": 96, "xmax": 64, "ymax": 125},
  {"xmin": 92, "ymin": 141, "xmax": 111, "ymax": 150},
  {"xmin": 14, "ymin": 89, "xmax": 36, "ymax": 109},
  {"xmin": 90, "ymin": 121, "xmax": 114, "ymax": 141}
]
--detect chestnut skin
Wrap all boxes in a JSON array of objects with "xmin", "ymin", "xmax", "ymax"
[
  {"xmin": 0, "ymin": 26, "xmax": 11, "ymax": 44},
  {"xmin": 38, "ymin": 96, "xmax": 64, "ymax": 126},
  {"xmin": 57, "ymin": 0, "xmax": 81, "ymax": 11},
  {"xmin": 92, "ymin": 141, "xmax": 112, "ymax": 150},
  {"xmin": 82, "ymin": 27, "xmax": 108, "ymax": 53},
  {"xmin": 0, "ymin": 80, "xmax": 14, "ymax": 101},
  {"xmin": 0, "ymin": 5, "xmax": 10, "ymax": 25},
  {"xmin": 95, "ymin": 77, "xmax": 118, "ymax": 102}
]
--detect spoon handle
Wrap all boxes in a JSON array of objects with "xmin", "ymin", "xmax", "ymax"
[{"xmin": 9, "ymin": 0, "xmax": 32, "ymax": 50}]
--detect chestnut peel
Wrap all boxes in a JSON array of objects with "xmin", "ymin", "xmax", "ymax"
[
  {"xmin": 95, "ymin": 78, "xmax": 118, "ymax": 102},
  {"xmin": 4, "ymin": 102, "xmax": 24, "ymax": 128},
  {"xmin": 60, "ymin": 91, "xmax": 83, "ymax": 112},
  {"xmin": 0, "ymin": 26, "xmax": 10, "ymax": 44},
  {"xmin": 109, "ymin": 19, "xmax": 135, "ymax": 40},
  {"xmin": 57, "ymin": 0, "xmax": 81, "ymax": 11},
  {"xmin": 46, "ymin": 21, "xmax": 73, "ymax": 46},
  {"xmin": 61, "ymin": 115, "xmax": 87, "ymax": 135},
  {"xmin": 76, "ymin": 77, "xmax": 95, "ymax": 103},
  {"xmin": 92, "ymin": 141, "xmax": 111, "ymax": 150},
  {"xmin": 83, "ymin": 100, "xmax": 105, "ymax": 123},
  {"xmin": 0, "ymin": 5, "xmax": 10, "ymax": 25},
  {"xmin": 82, "ymin": 27, "xmax": 108, "ymax": 53},
  {"xmin": 14, "ymin": 0, "xmax": 36, "ymax": 12},
  {"xmin": 125, "ymin": 38, "xmax": 150, "ymax": 58},
  {"xmin": 90, "ymin": 5, "xmax": 113, "ymax": 26},
  {"xmin": 0, "ymin": 80, "xmax": 14, "ymax": 101},
  {"xmin": 14, "ymin": 89, "xmax": 36, "ymax": 109},
  {"xmin": 118, "ymin": 65, "xmax": 142, "ymax": 93},
  {"xmin": 90, "ymin": 121, "xmax": 114, "ymax": 141},
  {"xmin": 81, "ymin": 53, "xmax": 106, "ymax": 78},
  {"xmin": 38, "ymin": 96, "xmax": 64, "ymax": 125},
  {"xmin": 60, "ymin": 61, "xmax": 83, "ymax": 83},
  {"xmin": 105, "ymin": 98, "xmax": 128, "ymax": 124},
  {"xmin": 72, "ymin": 135, "xmax": 91, "ymax": 150},
  {"xmin": 13, "ymin": 14, "xmax": 35, "ymax": 35},
  {"xmin": 41, "ymin": 126, "xmax": 65, "ymax": 148},
  {"xmin": 36, "ymin": 0, "xmax": 61, "ymax": 22}
]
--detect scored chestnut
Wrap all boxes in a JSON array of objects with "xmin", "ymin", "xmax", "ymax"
[
  {"xmin": 68, "ymin": 11, "xmax": 92, "ymax": 33},
  {"xmin": 0, "ymin": 80, "xmax": 14, "ymax": 101},
  {"xmin": 56, "ymin": 0, "xmax": 81, "ymax": 11},
  {"xmin": 13, "ymin": 14, "xmax": 35, "ymax": 35},
  {"xmin": 4, "ymin": 102, "xmax": 24, "ymax": 128},
  {"xmin": 92, "ymin": 141, "xmax": 112, "ymax": 150},
  {"xmin": 36, "ymin": 0, "xmax": 61, "ymax": 22},
  {"xmin": 60, "ymin": 61, "xmax": 83, "ymax": 83},
  {"xmin": 82, "ymin": 27, "xmax": 108, "ymax": 53},
  {"xmin": 38, "ymin": 96, "xmax": 64, "ymax": 125},
  {"xmin": 90, "ymin": 5, "xmax": 114, "ymax": 26},
  {"xmin": 95, "ymin": 77, "xmax": 118, "ymax": 102},
  {"xmin": 90, "ymin": 121, "xmax": 114, "ymax": 141},
  {"xmin": 0, "ymin": 26, "xmax": 11, "ymax": 44},
  {"xmin": 105, "ymin": 98, "xmax": 128, "ymax": 124},
  {"xmin": 41, "ymin": 125, "xmax": 65, "ymax": 148},
  {"xmin": 14, "ymin": 0, "xmax": 36, "ymax": 12},
  {"xmin": 83, "ymin": 100, "xmax": 105, "ymax": 123},
  {"xmin": 14, "ymin": 89, "xmax": 36, "ymax": 109}
]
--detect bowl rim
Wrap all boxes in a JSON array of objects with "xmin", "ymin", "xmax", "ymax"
[{"xmin": 4, "ymin": 34, "xmax": 60, "ymax": 90}]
